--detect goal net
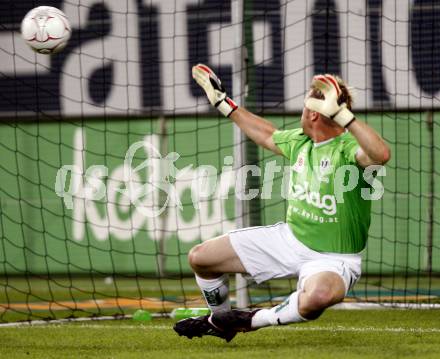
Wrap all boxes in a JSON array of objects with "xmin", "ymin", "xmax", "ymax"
[{"xmin": 0, "ymin": 0, "xmax": 439, "ymax": 322}]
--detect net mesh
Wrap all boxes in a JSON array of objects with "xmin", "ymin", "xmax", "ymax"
[{"xmin": 0, "ymin": 0, "xmax": 439, "ymax": 323}]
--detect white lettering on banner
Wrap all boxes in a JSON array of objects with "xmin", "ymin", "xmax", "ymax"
[
  {"xmin": 148, "ymin": 0, "xmax": 201, "ymax": 114},
  {"xmin": 281, "ymin": 0, "xmax": 310, "ymax": 111},
  {"xmin": 253, "ymin": 21, "xmax": 273, "ymax": 65},
  {"xmin": 337, "ymin": 0, "xmax": 370, "ymax": 109},
  {"xmin": 0, "ymin": 32, "xmax": 51, "ymax": 76},
  {"xmin": 61, "ymin": 0, "xmax": 142, "ymax": 115},
  {"xmin": 2, "ymin": 0, "xmax": 440, "ymax": 116},
  {"xmin": 380, "ymin": 0, "xmax": 435, "ymax": 108},
  {"xmin": 281, "ymin": 0, "xmax": 440, "ymax": 111},
  {"xmin": 68, "ymin": 128, "xmax": 235, "ymax": 242},
  {"xmin": 282, "ymin": 0, "xmax": 372, "ymax": 110},
  {"xmin": 208, "ymin": 23, "xmax": 235, "ymax": 71},
  {"xmin": 72, "ymin": 128, "xmax": 86, "ymax": 241},
  {"xmin": 191, "ymin": 165, "xmax": 218, "ymax": 209}
]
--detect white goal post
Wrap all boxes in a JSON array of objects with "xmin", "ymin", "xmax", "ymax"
[{"xmin": 232, "ymin": 0, "xmax": 250, "ymax": 309}]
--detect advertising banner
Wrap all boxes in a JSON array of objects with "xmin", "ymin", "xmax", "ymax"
[
  {"xmin": 1, "ymin": 0, "xmax": 439, "ymax": 118},
  {"xmin": 0, "ymin": 115, "xmax": 438, "ymax": 275}
]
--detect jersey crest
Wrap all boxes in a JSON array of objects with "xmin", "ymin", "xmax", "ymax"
[
  {"xmin": 318, "ymin": 156, "xmax": 332, "ymax": 183},
  {"xmin": 292, "ymin": 150, "xmax": 306, "ymax": 173}
]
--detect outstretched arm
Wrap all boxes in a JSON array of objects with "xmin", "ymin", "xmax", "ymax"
[
  {"xmin": 347, "ymin": 119, "xmax": 391, "ymax": 167},
  {"xmin": 229, "ymin": 107, "xmax": 281, "ymax": 155},
  {"xmin": 192, "ymin": 63, "xmax": 281, "ymax": 155}
]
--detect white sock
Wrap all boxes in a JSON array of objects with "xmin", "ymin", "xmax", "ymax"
[
  {"xmin": 195, "ymin": 274, "xmax": 231, "ymax": 313},
  {"xmin": 251, "ymin": 291, "xmax": 307, "ymax": 328}
]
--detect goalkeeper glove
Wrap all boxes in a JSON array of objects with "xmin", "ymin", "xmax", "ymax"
[
  {"xmin": 304, "ymin": 74, "xmax": 354, "ymax": 127},
  {"xmin": 192, "ymin": 64, "xmax": 238, "ymax": 117}
]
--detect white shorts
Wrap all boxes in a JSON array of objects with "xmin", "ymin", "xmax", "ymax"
[{"xmin": 229, "ymin": 222, "xmax": 361, "ymax": 294}]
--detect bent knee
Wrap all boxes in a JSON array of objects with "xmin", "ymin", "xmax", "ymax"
[
  {"xmin": 304, "ymin": 287, "xmax": 344, "ymax": 310},
  {"xmin": 188, "ymin": 244, "xmax": 209, "ymax": 271}
]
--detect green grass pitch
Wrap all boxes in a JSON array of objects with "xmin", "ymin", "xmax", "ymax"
[{"xmin": 1, "ymin": 310, "xmax": 439, "ymax": 359}]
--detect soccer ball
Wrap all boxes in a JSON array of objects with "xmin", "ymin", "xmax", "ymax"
[{"xmin": 21, "ymin": 6, "xmax": 71, "ymax": 55}]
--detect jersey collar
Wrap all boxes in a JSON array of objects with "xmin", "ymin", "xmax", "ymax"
[{"xmin": 313, "ymin": 129, "xmax": 348, "ymax": 148}]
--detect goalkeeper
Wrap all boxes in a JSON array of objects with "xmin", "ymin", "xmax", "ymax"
[{"xmin": 174, "ymin": 64, "xmax": 391, "ymax": 342}]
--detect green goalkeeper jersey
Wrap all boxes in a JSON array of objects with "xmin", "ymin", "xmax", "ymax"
[{"xmin": 272, "ymin": 128, "xmax": 371, "ymax": 254}]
